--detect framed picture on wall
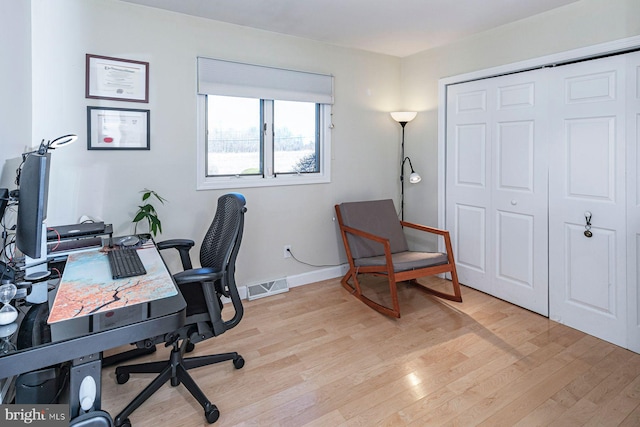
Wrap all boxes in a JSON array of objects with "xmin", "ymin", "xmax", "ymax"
[
  {"xmin": 86, "ymin": 54, "xmax": 149, "ymax": 102},
  {"xmin": 87, "ymin": 106, "xmax": 150, "ymax": 150}
]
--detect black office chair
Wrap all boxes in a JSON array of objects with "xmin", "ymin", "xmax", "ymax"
[
  {"xmin": 112, "ymin": 193, "xmax": 247, "ymax": 427},
  {"xmin": 69, "ymin": 410, "xmax": 114, "ymax": 427}
]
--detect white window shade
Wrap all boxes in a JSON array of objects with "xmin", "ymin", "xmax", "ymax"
[{"xmin": 197, "ymin": 57, "xmax": 334, "ymax": 104}]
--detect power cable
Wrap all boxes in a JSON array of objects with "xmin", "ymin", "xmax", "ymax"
[{"xmin": 286, "ymin": 247, "xmax": 341, "ymax": 268}]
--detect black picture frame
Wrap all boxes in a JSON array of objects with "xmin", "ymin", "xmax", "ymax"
[{"xmin": 87, "ymin": 106, "xmax": 150, "ymax": 150}]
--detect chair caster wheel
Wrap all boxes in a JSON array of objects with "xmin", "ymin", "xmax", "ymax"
[
  {"xmin": 204, "ymin": 404, "xmax": 219, "ymax": 423},
  {"xmin": 233, "ymin": 356, "xmax": 245, "ymax": 369},
  {"xmin": 186, "ymin": 342, "xmax": 195, "ymax": 353},
  {"xmin": 116, "ymin": 372, "xmax": 130, "ymax": 384},
  {"xmin": 116, "ymin": 418, "xmax": 131, "ymax": 427}
]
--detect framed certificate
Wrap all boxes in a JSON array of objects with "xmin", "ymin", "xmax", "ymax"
[
  {"xmin": 86, "ymin": 54, "xmax": 149, "ymax": 102},
  {"xmin": 87, "ymin": 106, "xmax": 150, "ymax": 150}
]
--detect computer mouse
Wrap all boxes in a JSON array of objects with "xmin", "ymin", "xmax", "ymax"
[{"xmin": 116, "ymin": 235, "xmax": 140, "ymax": 247}]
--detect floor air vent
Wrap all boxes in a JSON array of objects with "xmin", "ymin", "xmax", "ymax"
[{"xmin": 247, "ymin": 278, "xmax": 289, "ymax": 301}]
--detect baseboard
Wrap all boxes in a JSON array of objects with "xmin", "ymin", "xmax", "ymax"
[{"xmin": 231, "ymin": 264, "xmax": 348, "ymax": 302}]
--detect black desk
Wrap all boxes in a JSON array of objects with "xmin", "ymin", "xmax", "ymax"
[{"xmin": 0, "ymin": 241, "xmax": 186, "ymax": 419}]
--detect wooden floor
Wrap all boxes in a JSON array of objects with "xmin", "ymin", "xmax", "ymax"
[{"xmin": 101, "ymin": 277, "xmax": 640, "ymax": 426}]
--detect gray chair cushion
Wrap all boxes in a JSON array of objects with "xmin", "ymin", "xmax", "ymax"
[
  {"xmin": 338, "ymin": 199, "xmax": 409, "ymax": 258},
  {"xmin": 355, "ymin": 251, "xmax": 448, "ymax": 272}
]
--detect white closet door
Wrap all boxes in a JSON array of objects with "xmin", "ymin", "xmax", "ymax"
[
  {"xmin": 627, "ymin": 51, "xmax": 640, "ymax": 353},
  {"xmin": 548, "ymin": 55, "xmax": 628, "ymax": 347},
  {"xmin": 446, "ymin": 80, "xmax": 493, "ymax": 295},
  {"xmin": 446, "ymin": 70, "xmax": 550, "ymax": 315}
]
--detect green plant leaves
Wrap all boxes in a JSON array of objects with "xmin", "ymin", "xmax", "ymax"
[{"xmin": 132, "ymin": 189, "xmax": 166, "ymax": 237}]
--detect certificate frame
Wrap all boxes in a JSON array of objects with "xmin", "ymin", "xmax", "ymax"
[
  {"xmin": 86, "ymin": 54, "xmax": 149, "ymax": 102},
  {"xmin": 87, "ymin": 106, "xmax": 150, "ymax": 150}
]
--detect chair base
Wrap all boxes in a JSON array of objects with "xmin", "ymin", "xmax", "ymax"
[
  {"xmin": 113, "ymin": 341, "xmax": 244, "ymax": 427},
  {"xmin": 341, "ymin": 275, "xmax": 401, "ymax": 318},
  {"xmin": 341, "ymin": 270, "xmax": 462, "ymax": 318},
  {"xmin": 408, "ymin": 278, "xmax": 463, "ymax": 303}
]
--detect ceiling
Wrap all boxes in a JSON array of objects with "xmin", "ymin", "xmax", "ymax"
[{"xmin": 121, "ymin": 0, "xmax": 579, "ymax": 58}]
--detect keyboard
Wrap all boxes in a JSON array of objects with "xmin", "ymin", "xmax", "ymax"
[{"xmin": 107, "ymin": 248, "xmax": 147, "ymax": 279}]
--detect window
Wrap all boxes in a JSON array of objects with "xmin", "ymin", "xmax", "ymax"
[
  {"xmin": 206, "ymin": 96, "xmax": 262, "ymax": 177},
  {"xmin": 205, "ymin": 96, "xmax": 322, "ymax": 178},
  {"xmin": 196, "ymin": 57, "xmax": 333, "ymax": 190}
]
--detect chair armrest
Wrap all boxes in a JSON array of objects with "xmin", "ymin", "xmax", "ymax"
[
  {"xmin": 339, "ymin": 224, "xmax": 394, "ymax": 268},
  {"xmin": 400, "ymin": 221, "xmax": 450, "ymax": 236},
  {"xmin": 173, "ymin": 267, "xmax": 223, "ymax": 285},
  {"xmin": 340, "ymin": 224, "xmax": 391, "ymax": 246},
  {"xmin": 156, "ymin": 238, "xmax": 195, "ymax": 250},
  {"xmin": 400, "ymin": 221, "xmax": 455, "ymax": 257},
  {"xmin": 156, "ymin": 239, "xmax": 195, "ymax": 270}
]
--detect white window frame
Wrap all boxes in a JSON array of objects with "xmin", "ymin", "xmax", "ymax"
[
  {"xmin": 196, "ymin": 57, "xmax": 333, "ymax": 190},
  {"xmin": 197, "ymin": 98, "xmax": 331, "ymax": 190}
]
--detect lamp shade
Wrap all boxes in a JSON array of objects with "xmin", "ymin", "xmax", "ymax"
[
  {"xmin": 390, "ymin": 111, "xmax": 417, "ymax": 123},
  {"xmin": 49, "ymin": 134, "xmax": 78, "ymax": 148},
  {"xmin": 409, "ymin": 172, "xmax": 422, "ymax": 184}
]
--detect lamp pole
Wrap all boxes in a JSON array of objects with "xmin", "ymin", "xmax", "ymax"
[
  {"xmin": 390, "ymin": 111, "xmax": 419, "ymax": 222},
  {"xmin": 399, "ymin": 121, "xmax": 408, "ymax": 221}
]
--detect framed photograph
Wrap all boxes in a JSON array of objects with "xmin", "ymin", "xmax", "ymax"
[
  {"xmin": 87, "ymin": 106, "xmax": 150, "ymax": 150},
  {"xmin": 86, "ymin": 54, "xmax": 149, "ymax": 102}
]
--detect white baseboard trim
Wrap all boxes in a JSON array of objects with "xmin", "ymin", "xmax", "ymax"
[{"xmin": 233, "ymin": 264, "xmax": 349, "ymax": 301}]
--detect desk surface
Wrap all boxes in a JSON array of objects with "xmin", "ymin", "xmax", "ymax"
[
  {"xmin": 48, "ymin": 241, "xmax": 177, "ymax": 323},
  {"xmin": 0, "ymin": 241, "xmax": 186, "ymax": 379}
]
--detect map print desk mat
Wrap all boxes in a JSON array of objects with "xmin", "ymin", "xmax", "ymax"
[{"xmin": 48, "ymin": 242, "xmax": 178, "ymax": 324}]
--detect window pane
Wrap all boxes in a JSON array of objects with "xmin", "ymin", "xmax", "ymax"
[
  {"xmin": 206, "ymin": 95, "xmax": 262, "ymax": 176},
  {"xmin": 273, "ymin": 100, "xmax": 318, "ymax": 174}
]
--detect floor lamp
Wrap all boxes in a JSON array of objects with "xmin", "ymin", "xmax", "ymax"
[{"xmin": 390, "ymin": 111, "xmax": 420, "ymax": 221}]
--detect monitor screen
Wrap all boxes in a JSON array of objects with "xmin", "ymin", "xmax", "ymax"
[{"xmin": 15, "ymin": 154, "xmax": 50, "ymax": 260}]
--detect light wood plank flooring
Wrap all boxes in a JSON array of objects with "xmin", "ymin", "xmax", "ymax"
[{"xmin": 101, "ymin": 277, "xmax": 640, "ymax": 426}]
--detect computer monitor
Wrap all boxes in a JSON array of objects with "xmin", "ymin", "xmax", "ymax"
[
  {"xmin": 15, "ymin": 153, "xmax": 50, "ymax": 262},
  {"xmin": 0, "ymin": 188, "xmax": 8, "ymax": 223}
]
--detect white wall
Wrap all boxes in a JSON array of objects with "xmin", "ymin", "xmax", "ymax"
[
  {"xmin": 0, "ymin": 1, "xmax": 32, "ymax": 189},
  {"xmin": 401, "ymin": 0, "xmax": 640, "ymax": 228},
  {"xmin": 9, "ymin": 0, "xmax": 639, "ymax": 290},
  {"xmin": 9, "ymin": 0, "xmax": 403, "ymax": 286}
]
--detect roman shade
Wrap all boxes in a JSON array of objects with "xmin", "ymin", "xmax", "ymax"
[{"xmin": 197, "ymin": 57, "xmax": 334, "ymax": 104}]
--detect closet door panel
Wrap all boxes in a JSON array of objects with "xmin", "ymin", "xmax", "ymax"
[
  {"xmin": 446, "ymin": 70, "xmax": 549, "ymax": 314},
  {"xmin": 548, "ymin": 55, "xmax": 627, "ymax": 348},
  {"xmin": 627, "ymin": 52, "xmax": 640, "ymax": 353},
  {"xmin": 491, "ymin": 71, "xmax": 549, "ymax": 315},
  {"xmin": 566, "ymin": 117, "xmax": 616, "ymax": 200},
  {"xmin": 496, "ymin": 211, "xmax": 534, "ymax": 287},
  {"xmin": 564, "ymin": 225, "xmax": 617, "ymax": 313},
  {"xmin": 446, "ymin": 81, "xmax": 493, "ymax": 294},
  {"xmin": 455, "ymin": 204, "xmax": 486, "ymax": 274},
  {"xmin": 496, "ymin": 121, "xmax": 534, "ymax": 191}
]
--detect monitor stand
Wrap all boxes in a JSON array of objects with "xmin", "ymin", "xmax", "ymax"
[{"xmin": 24, "ymin": 226, "xmax": 50, "ymax": 304}]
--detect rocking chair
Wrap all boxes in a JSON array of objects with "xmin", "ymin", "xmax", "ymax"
[{"xmin": 335, "ymin": 199, "xmax": 462, "ymax": 318}]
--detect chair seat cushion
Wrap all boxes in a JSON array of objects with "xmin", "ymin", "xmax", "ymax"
[{"xmin": 354, "ymin": 251, "xmax": 448, "ymax": 272}]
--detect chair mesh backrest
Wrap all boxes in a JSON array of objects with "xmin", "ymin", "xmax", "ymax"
[
  {"xmin": 338, "ymin": 199, "xmax": 409, "ymax": 259},
  {"xmin": 200, "ymin": 193, "xmax": 246, "ymax": 270}
]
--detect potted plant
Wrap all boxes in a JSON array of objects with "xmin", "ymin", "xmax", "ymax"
[{"xmin": 133, "ymin": 189, "xmax": 167, "ymax": 237}]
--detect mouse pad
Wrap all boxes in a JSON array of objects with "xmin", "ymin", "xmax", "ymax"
[{"xmin": 47, "ymin": 242, "xmax": 177, "ymax": 324}]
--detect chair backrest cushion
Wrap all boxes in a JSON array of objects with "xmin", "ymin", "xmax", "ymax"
[
  {"xmin": 338, "ymin": 199, "xmax": 409, "ymax": 259},
  {"xmin": 200, "ymin": 193, "xmax": 246, "ymax": 270}
]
